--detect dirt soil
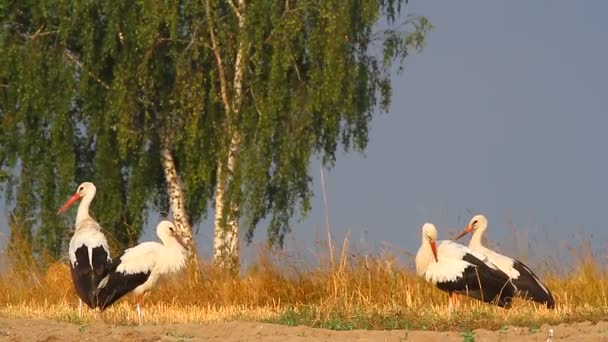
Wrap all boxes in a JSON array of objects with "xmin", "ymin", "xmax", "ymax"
[{"xmin": 0, "ymin": 318, "xmax": 607, "ymax": 341}]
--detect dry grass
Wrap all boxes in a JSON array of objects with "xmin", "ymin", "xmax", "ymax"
[{"xmin": 0, "ymin": 234, "xmax": 606, "ymax": 331}]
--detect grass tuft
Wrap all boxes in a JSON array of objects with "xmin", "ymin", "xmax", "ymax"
[{"xmin": 461, "ymin": 330, "xmax": 475, "ymax": 342}]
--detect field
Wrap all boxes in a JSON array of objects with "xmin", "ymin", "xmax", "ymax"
[{"xmin": 0, "ymin": 234, "xmax": 607, "ymax": 341}]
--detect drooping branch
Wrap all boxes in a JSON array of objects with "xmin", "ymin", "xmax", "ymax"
[
  {"xmin": 204, "ymin": 0, "xmax": 232, "ymax": 116},
  {"xmin": 64, "ymin": 49, "xmax": 111, "ymax": 90}
]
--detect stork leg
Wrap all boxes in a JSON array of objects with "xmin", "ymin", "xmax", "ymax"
[
  {"xmin": 78, "ymin": 298, "xmax": 83, "ymax": 317},
  {"xmin": 136, "ymin": 295, "xmax": 143, "ymax": 326}
]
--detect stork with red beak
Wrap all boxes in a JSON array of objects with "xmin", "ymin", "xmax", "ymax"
[
  {"xmin": 57, "ymin": 182, "xmax": 112, "ymax": 315},
  {"xmin": 416, "ymin": 223, "xmax": 516, "ymax": 310},
  {"xmin": 455, "ymin": 214, "xmax": 555, "ymax": 309},
  {"xmin": 94, "ymin": 220, "xmax": 188, "ymax": 325}
]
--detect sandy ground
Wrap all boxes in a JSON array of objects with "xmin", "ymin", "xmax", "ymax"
[{"xmin": 0, "ymin": 318, "xmax": 607, "ymax": 342}]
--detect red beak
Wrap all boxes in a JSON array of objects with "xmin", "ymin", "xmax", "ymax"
[
  {"xmin": 57, "ymin": 193, "xmax": 82, "ymax": 215},
  {"xmin": 430, "ymin": 241, "xmax": 438, "ymax": 262},
  {"xmin": 454, "ymin": 225, "xmax": 473, "ymax": 241}
]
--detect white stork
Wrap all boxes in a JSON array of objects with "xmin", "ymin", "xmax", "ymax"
[
  {"xmin": 57, "ymin": 181, "xmax": 112, "ymax": 315},
  {"xmin": 94, "ymin": 220, "xmax": 188, "ymax": 325},
  {"xmin": 416, "ymin": 223, "xmax": 516, "ymax": 309},
  {"xmin": 455, "ymin": 214, "xmax": 555, "ymax": 309}
]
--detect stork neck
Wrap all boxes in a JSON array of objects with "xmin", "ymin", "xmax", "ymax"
[
  {"xmin": 75, "ymin": 193, "xmax": 94, "ymax": 227},
  {"xmin": 469, "ymin": 228, "xmax": 485, "ymax": 248},
  {"xmin": 166, "ymin": 237, "xmax": 187, "ymax": 252},
  {"xmin": 157, "ymin": 233, "xmax": 178, "ymax": 249},
  {"xmin": 416, "ymin": 241, "xmax": 436, "ymax": 276}
]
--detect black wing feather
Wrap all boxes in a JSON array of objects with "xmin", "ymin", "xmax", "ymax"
[
  {"xmin": 94, "ymin": 256, "xmax": 152, "ymax": 311},
  {"xmin": 436, "ymin": 253, "xmax": 516, "ymax": 308},
  {"xmin": 70, "ymin": 245, "xmax": 111, "ymax": 308},
  {"xmin": 512, "ymin": 260, "xmax": 555, "ymax": 309}
]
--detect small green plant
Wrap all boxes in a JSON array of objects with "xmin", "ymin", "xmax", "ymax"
[
  {"xmin": 528, "ymin": 323, "xmax": 540, "ymax": 334},
  {"xmin": 320, "ymin": 318, "xmax": 357, "ymax": 331},
  {"xmin": 461, "ymin": 330, "xmax": 475, "ymax": 342},
  {"xmin": 273, "ymin": 307, "xmax": 300, "ymax": 327},
  {"xmin": 57, "ymin": 312, "xmax": 87, "ymax": 325},
  {"xmin": 166, "ymin": 329, "xmax": 193, "ymax": 340},
  {"xmin": 382, "ymin": 314, "xmax": 409, "ymax": 329}
]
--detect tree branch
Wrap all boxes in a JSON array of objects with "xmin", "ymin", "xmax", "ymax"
[
  {"xmin": 19, "ymin": 25, "xmax": 59, "ymax": 41},
  {"xmin": 204, "ymin": 0, "xmax": 232, "ymax": 116},
  {"xmin": 64, "ymin": 49, "xmax": 110, "ymax": 90},
  {"xmin": 227, "ymin": 0, "xmax": 242, "ymax": 21},
  {"xmin": 231, "ymin": 0, "xmax": 248, "ymax": 113}
]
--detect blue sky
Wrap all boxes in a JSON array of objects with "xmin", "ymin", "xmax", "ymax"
[
  {"xmin": 2, "ymin": 1, "xmax": 608, "ymax": 267},
  {"xmin": 269, "ymin": 0, "xmax": 608, "ymax": 264}
]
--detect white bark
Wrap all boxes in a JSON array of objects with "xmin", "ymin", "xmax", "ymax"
[
  {"xmin": 160, "ymin": 141, "xmax": 197, "ymax": 258},
  {"xmin": 231, "ymin": 0, "xmax": 247, "ymax": 108},
  {"xmin": 207, "ymin": 0, "xmax": 248, "ymax": 272},
  {"xmin": 213, "ymin": 133, "xmax": 240, "ymax": 271}
]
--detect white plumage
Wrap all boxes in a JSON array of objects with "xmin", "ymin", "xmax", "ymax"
[
  {"xmin": 115, "ymin": 242, "xmax": 161, "ymax": 275},
  {"xmin": 418, "ymin": 240, "xmax": 497, "ymax": 284},
  {"xmin": 68, "ymin": 224, "xmax": 110, "ymax": 269},
  {"xmin": 95, "ymin": 220, "xmax": 188, "ymax": 325},
  {"xmin": 455, "ymin": 214, "xmax": 555, "ymax": 308},
  {"xmin": 416, "ymin": 223, "xmax": 516, "ymax": 309}
]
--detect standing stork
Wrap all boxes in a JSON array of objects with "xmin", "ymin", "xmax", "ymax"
[
  {"xmin": 416, "ymin": 223, "xmax": 516, "ymax": 309},
  {"xmin": 455, "ymin": 214, "xmax": 555, "ymax": 309},
  {"xmin": 57, "ymin": 182, "xmax": 112, "ymax": 315},
  {"xmin": 95, "ymin": 220, "xmax": 188, "ymax": 325}
]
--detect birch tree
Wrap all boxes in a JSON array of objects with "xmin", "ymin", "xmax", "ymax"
[
  {"xmin": 0, "ymin": 0, "xmax": 431, "ymax": 272},
  {"xmin": 0, "ymin": 1, "xmax": 216, "ymax": 258},
  {"xmin": 204, "ymin": 0, "xmax": 431, "ymax": 272}
]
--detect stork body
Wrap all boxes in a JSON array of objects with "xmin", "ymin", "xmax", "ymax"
[
  {"xmin": 95, "ymin": 220, "xmax": 188, "ymax": 325},
  {"xmin": 416, "ymin": 223, "xmax": 516, "ymax": 309},
  {"xmin": 456, "ymin": 215, "xmax": 555, "ymax": 309},
  {"xmin": 58, "ymin": 182, "xmax": 111, "ymax": 313}
]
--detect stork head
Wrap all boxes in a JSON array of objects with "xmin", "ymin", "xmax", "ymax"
[
  {"xmin": 422, "ymin": 223, "xmax": 438, "ymax": 262},
  {"xmin": 455, "ymin": 214, "xmax": 488, "ymax": 240},
  {"xmin": 157, "ymin": 220, "xmax": 189, "ymax": 251},
  {"xmin": 57, "ymin": 182, "xmax": 96, "ymax": 214}
]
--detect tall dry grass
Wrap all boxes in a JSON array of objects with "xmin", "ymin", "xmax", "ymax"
[{"xmin": 0, "ymin": 231, "xmax": 606, "ymax": 331}]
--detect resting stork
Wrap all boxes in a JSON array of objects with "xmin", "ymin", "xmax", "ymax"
[
  {"xmin": 455, "ymin": 214, "xmax": 555, "ymax": 309},
  {"xmin": 416, "ymin": 223, "xmax": 516, "ymax": 310},
  {"xmin": 57, "ymin": 182, "xmax": 112, "ymax": 315},
  {"xmin": 95, "ymin": 220, "xmax": 188, "ymax": 325}
]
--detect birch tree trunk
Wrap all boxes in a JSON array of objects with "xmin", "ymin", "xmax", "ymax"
[
  {"xmin": 160, "ymin": 138, "xmax": 197, "ymax": 260},
  {"xmin": 213, "ymin": 133, "xmax": 240, "ymax": 271},
  {"xmin": 206, "ymin": 0, "xmax": 248, "ymax": 273}
]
